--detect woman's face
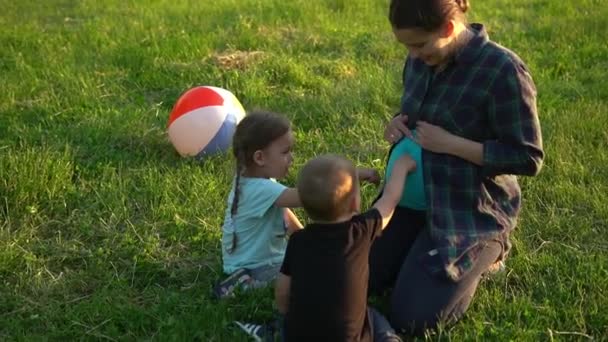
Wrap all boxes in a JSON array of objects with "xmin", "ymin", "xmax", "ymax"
[{"xmin": 393, "ymin": 26, "xmax": 454, "ymax": 66}]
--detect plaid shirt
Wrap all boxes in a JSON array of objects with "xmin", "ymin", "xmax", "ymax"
[{"xmin": 400, "ymin": 24, "xmax": 544, "ymax": 281}]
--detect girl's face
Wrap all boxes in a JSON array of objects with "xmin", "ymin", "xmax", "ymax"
[
  {"xmin": 258, "ymin": 129, "xmax": 294, "ymax": 179},
  {"xmin": 393, "ymin": 25, "xmax": 454, "ymax": 67}
]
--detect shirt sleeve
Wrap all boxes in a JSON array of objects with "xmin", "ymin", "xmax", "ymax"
[
  {"xmin": 482, "ymin": 59, "xmax": 544, "ymax": 177},
  {"xmin": 358, "ymin": 209, "xmax": 383, "ymax": 242},
  {"xmin": 243, "ymin": 179, "xmax": 288, "ymax": 218}
]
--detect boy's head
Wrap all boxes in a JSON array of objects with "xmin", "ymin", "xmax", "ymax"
[{"xmin": 297, "ymin": 155, "xmax": 360, "ymax": 222}]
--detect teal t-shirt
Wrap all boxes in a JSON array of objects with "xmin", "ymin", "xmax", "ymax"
[
  {"xmin": 385, "ymin": 132, "xmax": 426, "ymax": 210},
  {"xmin": 222, "ymin": 177, "xmax": 288, "ymax": 274}
]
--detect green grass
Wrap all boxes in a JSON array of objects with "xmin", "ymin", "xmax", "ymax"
[{"xmin": 1, "ymin": 0, "xmax": 607, "ymax": 340}]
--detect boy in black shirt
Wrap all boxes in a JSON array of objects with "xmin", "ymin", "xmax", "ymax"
[{"xmin": 275, "ymin": 154, "xmax": 415, "ymax": 341}]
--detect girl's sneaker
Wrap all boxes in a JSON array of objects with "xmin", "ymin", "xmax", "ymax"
[{"xmin": 212, "ymin": 268, "xmax": 253, "ymax": 299}]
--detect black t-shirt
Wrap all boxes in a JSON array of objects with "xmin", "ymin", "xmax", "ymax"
[{"xmin": 280, "ymin": 209, "xmax": 382, "ymax": 342}]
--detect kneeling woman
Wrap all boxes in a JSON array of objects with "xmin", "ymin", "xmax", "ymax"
[{"xmin": 369, "ymin": 0, "xmax": 544, "ymax": 335}]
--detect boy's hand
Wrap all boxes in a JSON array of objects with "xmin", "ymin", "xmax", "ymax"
[
  {"xmin": 394, "ymin": 155, "xmax": 417, "ymax": 173},
  {"xmin": 357, "ymin": 167, "xmax": 381, "ymax": 185}
]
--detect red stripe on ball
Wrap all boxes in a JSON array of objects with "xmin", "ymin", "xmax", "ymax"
[{"xmin": 167, "ymin": 86, "xmax": 225, "ymax": 127}]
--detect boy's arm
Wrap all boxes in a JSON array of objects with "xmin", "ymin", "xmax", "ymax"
[
  {"xmin": 373, "ymin": 155, "xmax": 416, "ymax": 229},
  {"xmin": 275, "ymin": 188, "xmax": 301, "ymax": 208},
  {"xmin": 275, "ymin": 273, "xmax": 291, "ymax": 315},
  {"xmin": 284, "ymin": 208, "xmax": 303, "ymax": 234}
]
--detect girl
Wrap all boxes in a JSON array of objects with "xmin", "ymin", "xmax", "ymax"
[
  {"xmin": 216, "ymin": 111, "xmax": 381, "ymax": 298},
  {"xmin": 219, "ymin": 111, "xmax": 303, "ymax": 295}
]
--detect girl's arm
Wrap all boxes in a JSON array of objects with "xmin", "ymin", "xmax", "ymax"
[
  {"xmin": 357, "ymin": 167, "xmax": 381, "ymax": 185},
  {"xmin": 275, "ymin": 188, "xmax": 301, "ymax": 208},
  {"xmin": 284, "ymin": 208, "xmax": 303, "ymax": 234}
]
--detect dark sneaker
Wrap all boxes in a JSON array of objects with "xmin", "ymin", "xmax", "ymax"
[
  {"xmin": 213, "ymin": 268, "xmax": 252, "ymax": 299},
  {"xmin": 234, "ymin": 321, "xmax": 275, "ymax": 342}
]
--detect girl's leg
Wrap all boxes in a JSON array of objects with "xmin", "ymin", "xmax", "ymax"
[
  {"xmin": 368, "ymin": 206, "xmax": 426, "ymax": 296},
  {"xmin": 247, "ymin": 263, "xmax": 282, "ymax": 289},
  {"xmin": 389, "ymin": 229, "xmax": 502, "ymax": 335},
  {"xmin": 215, "ymin": 264, "xmax": 279, "ymax": 298}
]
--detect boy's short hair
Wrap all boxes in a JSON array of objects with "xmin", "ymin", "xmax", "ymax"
[{"xmin": 297, "ymin": 155, "xmax": 358, "ymax": 221}]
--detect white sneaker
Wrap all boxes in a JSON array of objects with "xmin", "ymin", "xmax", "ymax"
[{"xmin": 234, "ymin": 321, "xmax": 273, "ymax": 342}]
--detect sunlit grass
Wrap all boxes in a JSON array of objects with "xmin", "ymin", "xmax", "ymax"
[{"xmin": 1, "ymin": 0, "xmax": 606, "ymax": 339}]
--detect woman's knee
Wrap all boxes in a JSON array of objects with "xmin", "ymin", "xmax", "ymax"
[{"xmin": 389, "ymin": 285, "xmax": 471, "ymax": 336}]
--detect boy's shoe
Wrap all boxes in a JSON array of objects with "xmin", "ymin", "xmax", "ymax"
[
  {"xmin": 234, "ymin": 321, "xmax": 275, "ymax": 342},
  {"xmin": 212, "ymin": 268, "xmax": 253, "ymax": 299}
]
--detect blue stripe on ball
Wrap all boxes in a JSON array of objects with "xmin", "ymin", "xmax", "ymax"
[{"xmin": 196, "ymin": 111, "xmax": 238, "ymax": 159}]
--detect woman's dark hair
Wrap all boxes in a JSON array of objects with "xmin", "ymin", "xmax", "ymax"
[{"xmin": 389, "ymin": 0, "xmax": 469, "ymax": 31}]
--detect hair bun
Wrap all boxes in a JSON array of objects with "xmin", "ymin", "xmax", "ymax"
[{"xmin": 455, "ymin": 0, "xmax": 469, "ymax": 13}]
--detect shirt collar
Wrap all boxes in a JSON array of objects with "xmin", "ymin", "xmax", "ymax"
[{"xmin": 453, "ymin": 23, "xmax": 489, "ymax": 65}]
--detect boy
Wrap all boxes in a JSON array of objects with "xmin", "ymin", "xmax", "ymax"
[{"xmin": 275, "ymin": 154, "xmax": 415, "ymax": 341}]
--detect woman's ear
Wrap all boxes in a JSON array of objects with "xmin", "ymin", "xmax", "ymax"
[{"xmin": 253, "ymin": 150, "xmax": 265, "ymax": 166}]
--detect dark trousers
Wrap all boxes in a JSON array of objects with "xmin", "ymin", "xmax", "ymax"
[{"xmin": 368, "ymin": 206, "xmax": 501, "ymax": 336}]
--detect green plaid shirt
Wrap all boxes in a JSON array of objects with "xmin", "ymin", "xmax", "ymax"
[{"xmin": 400, "ymin": 24, "xmax": 544, "ymax": 281}]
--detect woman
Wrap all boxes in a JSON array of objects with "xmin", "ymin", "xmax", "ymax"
[{"xmin": 368, "ymin": 0, "xmax": 544, "ymax": 335}]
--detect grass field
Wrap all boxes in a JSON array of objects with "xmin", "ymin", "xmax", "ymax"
[{"xmin": 1, "ymin": 0, "xmax": 607, "ymax": 340}]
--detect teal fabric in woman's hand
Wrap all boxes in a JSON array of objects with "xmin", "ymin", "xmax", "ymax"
[{"xmin": 385, "ymin": 131, "xmax": 426, "ymax": 210}]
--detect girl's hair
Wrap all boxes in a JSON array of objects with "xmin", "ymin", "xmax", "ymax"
[
  {"xmin": 389, "ymin": 0, "xmax": 469, "ymax": 31},
  {"xmin": 227, "ymin": 110, "xmax": 291, "ymax": 253}
]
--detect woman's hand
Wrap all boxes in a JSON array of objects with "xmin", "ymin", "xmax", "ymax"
[
  {"xmin": 384, "ymin": 114, "xmax": 413, "ymax": 144},
  {"xmin": 416, "ymin": 121, "xmax": 484, "ymax": 165},
  {"xmin": 357, "ymin": 167, "xmax": 381, "ymax": 185},
  {"xmin": 416, "ymin": 121, "xmax": 456, "ymax": 154}
]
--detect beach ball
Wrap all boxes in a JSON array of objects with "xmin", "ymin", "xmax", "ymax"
[{"xmin": 167, "ymin": 86, "xmax": 246, "ymax": 158}]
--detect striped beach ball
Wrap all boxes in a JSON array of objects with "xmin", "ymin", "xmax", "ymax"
[{"xmin": 167, "ymin": 86, "xmax": 246, "ymax": 158}]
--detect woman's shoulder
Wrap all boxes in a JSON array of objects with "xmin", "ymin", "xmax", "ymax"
[
  {"xmin": 479, "ymin": 40, "xmax": 537, "ymax": 100},
  {"xmin": 482, "ymin": 40, "xmax": 531, "ymax": 74},
  {"xmin": 471, "ymin": 40, "xmax": 535, "ymax": 92}
]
